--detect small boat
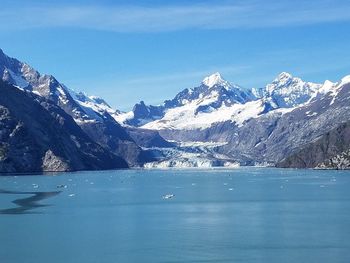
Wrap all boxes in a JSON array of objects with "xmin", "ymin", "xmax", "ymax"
[
  {"xmin": 56, "ymin": 184, "xmax": 67, "ymax": 189},
  {"xmin": 162, "ymin": 194, "xmax": 175, "ymax": 199}
]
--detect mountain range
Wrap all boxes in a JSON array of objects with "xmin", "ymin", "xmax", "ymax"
[{"xmin": 1, "ymin": 48, "xmax": 350, "ymax": 172}]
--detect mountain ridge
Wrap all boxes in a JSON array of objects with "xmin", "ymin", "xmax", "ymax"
[
  {"xmin": 0, "ymin": 48, "xmax": 150, "ymax": 167},
  {"xmin": 1, "ymin": 47, "xmax": 350, "ymax": 170},
  {"xmin": 118, "ymin": 71, "xmax": 329, "ymax": 131},
  {"xmin": 0, "ymin": 80, "xmax": 128, "ymax": 172}
]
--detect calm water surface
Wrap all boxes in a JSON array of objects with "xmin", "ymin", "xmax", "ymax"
[{"xmin": 0, "ymin": 168, "xmax": 350, "ymax": 263}]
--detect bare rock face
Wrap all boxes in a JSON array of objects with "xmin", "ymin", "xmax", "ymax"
[
  {"xmin": 319, "ymin": 149, "xmax": 350, "ymax": 169},
  {"xmin": 42, "ymin": 150, "xmax": 71, "ymax": 172},
  {"xmin": 0, "ymin": 80, "xmax": 128, "ymax": 173},
  {"xmin": 0, "ymin": 108, "xmax": 39, "ymax": 172},
  {"xmin": 277, "ymin": 121, "xmax": 350, "ymax": 169},
  {"xmin": 126, "ymin": 127, "xmax": 175, "ymax": 148}
]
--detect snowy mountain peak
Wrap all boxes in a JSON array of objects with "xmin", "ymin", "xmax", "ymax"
[
  {"xmin": 202, "ymin": 72, "xmax": 227, "ymax": 88},
  {"xmin": 257, "ymin": 72, "xmax": 323, "ymax": 109},
  {"xmin": 340, "ymin": 75, "xmax": 350, "ymax": 86},
  {"xmin": 270, "ymin": 72, "xmax": 294, "ymax": 87},
  {"xmin": 277, "ymin": 71, "xmax": 292, "ymax": 79}
]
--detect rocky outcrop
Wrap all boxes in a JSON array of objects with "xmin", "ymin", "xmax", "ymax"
[
  {"xmin": 319, "ymin": 149, "xmax": 350, "ymax": 169},
  {"xmin": 276, "ymin": 121, "xmax": 350, "ymax": 169}
]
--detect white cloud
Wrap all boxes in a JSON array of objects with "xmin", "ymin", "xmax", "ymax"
[{"xmin": 1, "ymin": 1, "xmax": 350, "ymax": 32}]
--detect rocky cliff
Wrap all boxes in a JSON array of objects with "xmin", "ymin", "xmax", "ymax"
[{"xmin": 0, "ymin": 80, "xmax": 128, "ymax": 173}]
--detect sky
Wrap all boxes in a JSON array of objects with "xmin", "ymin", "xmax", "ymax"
[{"xmin": 1, "ymin": 0, "xmax": 350, "ymax": 110}]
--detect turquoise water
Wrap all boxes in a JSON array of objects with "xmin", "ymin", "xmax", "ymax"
[{"xmin": 0, "ymin": 168, "xmax": 350, "ymax": 263}]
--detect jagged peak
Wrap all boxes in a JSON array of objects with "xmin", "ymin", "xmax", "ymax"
[
  {"xmin": 133, "ymin": 100, "xmax": 148, "ymax": 111},
  {"xmin": 266, "ymin": 72, "xmax": 305, "ymax": 93},
  {"xmin": 277, "ymin": 71, "xmax": 292, "ymax": 78},
  {"xmin": 138, "ymin": 100, "xmax": 147, "ymax": 106},
  {"xmin": 202, "ymin": 72, "xmax": 227, "ymax": 88},
  {"xmin": 272, "ymin": 72, "xmax": 294, "ymax": 84},
  {"xmin": 40, "ymin": 74, "xmax": 60, "ymax": 86}
]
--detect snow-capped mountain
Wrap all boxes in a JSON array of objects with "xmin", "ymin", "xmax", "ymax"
[
  {"xmin": 0, "ymin": 48, "xmax": 101, "ymax": 122},
  {"xmin": 165, "ymin": 72, "xmax": 255, "ymax": 108},
  {"xmin": 114, "ymin": 101, "xmax": 164, "ymax": 127},
  {"xmin": 131, "ymin": 72, "xmax": 349, "ymax": 168},
  {"xmin": 137, "ymin": 72, "xmax": 325, "ymax": 131},
  {"xmin": 257, "ymin": 72, "xmax": 323, "ymax": 109},
  {"xmin": 0, "ymin": 48, "xmax": 127, "ymax": 123},
  {"xmin": 0, "ymin": 48, "xmax": 149, "ymax": 167},
  {"xmin": 275, "ymin": 76, "xmax": 350, "ymax": 169},
  {"xmin": 157, "ymin": 74, "xmax": 350, "ymax": 167},
  {"xmin": 117, "ymin": 72, "xmax": 256, "ymax": 128},
  {"xmin": 0, "ymin": 79, "xmax": 128, "ymax": 172},
  {"xmin": 69, "ymin": 89, "xmax": 122, "ymax": 121},
  {"xmin": 142, "ymin": 98, "xmax": 267, "ymax": 130},
  {"xmin": 112, "ymin": 71, "xmax": 347, "ymax": 168},
  {"xmin": 1, "ymin": 47, "xmax": 349, "ymax": 170}
]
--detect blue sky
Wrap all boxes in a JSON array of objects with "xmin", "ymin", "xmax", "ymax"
[{"xmin": 1, "ymin": 0, "xmax": 350, "ymax": 110}]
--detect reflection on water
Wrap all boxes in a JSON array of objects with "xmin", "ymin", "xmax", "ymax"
[
  {"xmin": 0, "ymin": 189, "xmax": 61, "ymax": 214},
  {"xmin": 0, "ymin": 169, "xmax": 350, "ymax": 263}
]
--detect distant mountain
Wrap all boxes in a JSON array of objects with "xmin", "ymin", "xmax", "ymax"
[
  {"xmin": 117, "ymin": 72, "xmax": 326, "ymax": 132},
  {"xmin": 2, "ymin": 48, "xmax": 350, "ymax": 170},
  {"xmin": 130, "ymin": 72, "xmax": 350, "ymax": 168},
  {"xmin": 189, "ymin": 74, "xmax": 350, "ymax": 166},
  {"xmin": 115, "ymin": 72, "xmax": 320, "ymax": 134},
  {"xmin": 164, "ymin": 72, "xmax": 255, "ymax": 107},
  {"xmin": 276, "ymin": 79, "xmax": 350, "ymax": 169},
  {"xmin": 256, "ymin": 72, "xmax": 322, "ymax": 109},
  {"xmin": 117, "ymin": 72, "xmax": 256, "ymax": 130},
  {"xmin": 0, "ymin": 80, "xmax": 127, "ymax": 173},
  {"xmin": 0, "ymin": 49, "xmax": 150, "ymax": 166}
]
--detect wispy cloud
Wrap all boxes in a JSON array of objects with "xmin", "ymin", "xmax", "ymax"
[{"xmin": 1, "ymin": 0, "xmax": 350, "ymax": 32}]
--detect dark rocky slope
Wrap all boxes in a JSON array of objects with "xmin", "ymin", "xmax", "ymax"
[
  {"xmin": 126, "ymin": 127, "xmax": 175, "ymax": 148},
  {"xmin": 0, "ymin": 80, "xmax": 128, "ymax": 173},
  {"xmin": 277, "ymin": 121, "xmax": 350, "ymax": 169},
  {"xmin": 0, "ymin": 49, "xmax": 148, "ymax": 167},
  {"xmin": 79, "ymin": 113, "xmax": 153, "ymax": 165}
]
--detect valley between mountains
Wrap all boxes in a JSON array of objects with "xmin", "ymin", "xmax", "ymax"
[{"xmin": 1, "ymin": 48, "xmax": 350, "ymax": 172}]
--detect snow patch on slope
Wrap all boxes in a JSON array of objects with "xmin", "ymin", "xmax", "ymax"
[
  {"xmin": 340, "ymin": 75, "xmax": 350, "ymax": 86},
  {"xmin": 113, "ymin": 111, "xmax": 135, "ymax": 125},
  {"xmin": 7, "ymin": 69, "xmax": 30, "ymax": 89},
  {"xmin": 142, "ymin": 99, "xmax": 266, "ymax": 130}
]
